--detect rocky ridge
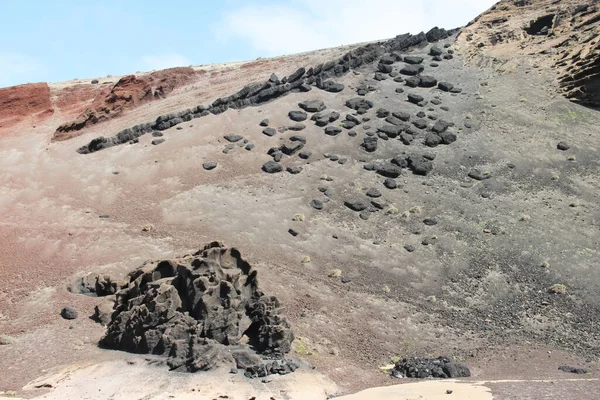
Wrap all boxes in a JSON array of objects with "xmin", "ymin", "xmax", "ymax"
[{"xmin": 75, "ymin": 27, "xmax": 458, "ymax": 154}]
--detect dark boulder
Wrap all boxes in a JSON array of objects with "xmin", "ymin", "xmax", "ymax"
[
  {"xmin": 429, "ymin": 46, "xmax": 443, "ymax": 56},
  {"xmin": 404, "ymin": 56, "xmax": 424, "ymax": 65},
  {"xmin": 203, "ymin": 162, "xmax": 217, "ymax": 170},
  {"xmin": 407, "ymin": 155, "xmax": 433, "ymax": 176},
  {"xmin": 344, "ymin": 199, "xmax": 369, "ymax": 212},
  {"xmin": 419, "ymin": 76, "xmax": 437, "ymax": 88},
  {"xmin": 405, "ymin": 77, "xmax": 421, "ymax": 87},
  {"xmin": 299, "ymin": 100, "xmax": 326, "ymax": 112},
  {"xmin": 61, "ymin": 307, "xmax": 78, "ymax": 320},
  {"xmin": 376, "ymin": 164, "xmax": 403, "ymax": 178},
  {"xmin": 324, "ymin": 126, "xmax": 342, "ymax": 136},
  {"xmin": 362, "ymin": 137, "xmax": 378, "ymax": 152},
  {"xmin": 262, "ymin": 161, "xmax": 283, "ymax": 173},
  {"xmin": 321, "ymin": 81, "xmax": 345, "ymax": 92},
  {"xmin": 224, "ymin": 134, "xmax": 243, "ymax": 143},
  {"xmin": 346, "ymin": 98, "xmax": 374, "ymax": 111},
  {"xmin": 400, "ymin": 64, "xmax": 425, "ymax": 76},
  {"xmin": 288, "ymin": 111, "xmax": 308, "ymax": 122},
  {"xmin": 263, "ymin": 128, "xmax": 277, "ymax": 137},
  {"xmin": 438, "ymin": 82, "xmax": 454, "ymax": 92},
  {"xmin": 408, "ymin": 94, "xmax": 424, "ymax": 104},
  {"xmin": 378, "ymin": 125, "xmax": 402, "ymax": 138}
]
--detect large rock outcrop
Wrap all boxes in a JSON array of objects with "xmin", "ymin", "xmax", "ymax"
[
  {"xmin": 98, "ymin": 242, "xmax": 297, "ymax": 377},
  {"xmin": 457, "ymin": 0, "xmax": 600, "ymax": 107}
]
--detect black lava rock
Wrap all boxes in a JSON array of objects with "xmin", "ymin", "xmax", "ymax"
[
  {"xmin": 299, "ymin": 100, "xmax": 326, "ymax": 113},
  {"xmin": 203, "ymin": 162, "xmax": 217, "ymax": 170},
  {"xmin": 438, "ymin": 82, "xmax": 454, "ymax": 92},
  {"xmin": 311, "ymin": 199, "xmax": 324, "ymax": 210},
  {"xmin": 262, "ymin": 161, "xmax": 283, "ymax": 173},
  {"xmin": 61, "ymin": 307, "xmax": 78, "ymax": 320},
  {"xmin": 557, "ymin": 141, "xmax": 570, "ymax": 150},
  {"xmin": 408, "ymin": 94, "xmax": 424, "ymax": 104},
  {"xmin": 263, "ymin": 128, "xmax": 277, "ymax": 137},
  {"xmin": 288, "ymin": 111, "xmax": 308, "ymax": 122},
  {"xmin": 384, "ymin": 178, "xmax": 398, "ymax": 189},
  {"xmin": 224, "ymin": 134, "xmax": 243, "ymax": 143},
  {"xmin": 344, "ymin": 199, "xmax": 369, "ymax": 212}
]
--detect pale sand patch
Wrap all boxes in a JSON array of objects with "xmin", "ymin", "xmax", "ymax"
[
  {"xmin": 335, "ymin": 380, "xmax": 492, "ymax": 400},
  {"xmin": 22, "ymin": 358, "xmax": 338, "ymax": 400}
]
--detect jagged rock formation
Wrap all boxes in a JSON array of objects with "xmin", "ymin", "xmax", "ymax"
[
  {"xmin": 76, "ymin": 27, "xmax": 458, "ymax": 154},
  {"xmin": 98, "ymin": 242, "xmax": 297, "ymax": 377},
  {"xmin": 457, "ymin": 0, "xmax": 600, "ymax": 107}
]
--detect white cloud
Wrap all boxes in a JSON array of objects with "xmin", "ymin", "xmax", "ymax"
[
  {"xmin": 0, "ymin": 53, "xmax": 43, "ymax": 88},
  {"xmin": 216, "ymin": 0, "xmax": 497, "ymax": 56},
  {"xmin": 141, "ymin": 53, "xmax": 192, "ymax": 71}
]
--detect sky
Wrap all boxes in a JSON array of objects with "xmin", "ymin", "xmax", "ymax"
[{"xmin": 0, "ymin": 0, "xmax": 498, "ymax": 88}]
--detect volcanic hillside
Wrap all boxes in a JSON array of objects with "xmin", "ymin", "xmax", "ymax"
[{"xmin": 1, "ymin": 2, "xmax": 600, "ymax": 399}]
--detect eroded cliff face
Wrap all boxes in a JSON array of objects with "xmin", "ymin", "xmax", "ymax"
[{"xmin": 456, "ymin": 0, "xmax": 600, "ymax": 107}]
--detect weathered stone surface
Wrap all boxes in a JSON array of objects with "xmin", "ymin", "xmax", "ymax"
[
  {"xmin": 391, "ymin": 357, "xmax": 471, "ymax": 379},
  {"xmin": 99, "ymin": 242, "xmax": 296, "ymax": 376},
  {"xmin": 262, "ymin": 161, "xmax": 283, "ymax": 173}
]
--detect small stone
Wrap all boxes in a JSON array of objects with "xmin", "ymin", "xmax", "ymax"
[
  {"xmin": 366, "ymin": 188, "xmax": 382, "ymax": 198},
  {"xmin": 262, "ymin": 161, "xmax": 283, "ymax": 173},
  {"xmin": 341, "ymin": 276, "xmax": 353, "ymax": 283},
  {"xmin": 446, "ymin": 390, "xmax": 453, "ymax": 394},
  {"xmin": 203, "ymin": 162, "xmax": 217, "ymax": 170},
  {"xmin": 404, "ymin": 244, "xmax": 415, "ymax": 252},
  {"xmin": 259, "ymin": 119, "xmax": 269, "ymax": 127},
  {"xmin": 288, "ymin": 229, "xmax": 299, "ymax": 237},
  {"xmin": 423, "ymin": 217, "xmax": 438, "ymax": 226},
  {"xmin": 384, "ymin": 178, "xmax": 397, "ymax": 189},
  {"xmin": 224, "ymin": 134, "xmax": 243, "ymax": 143},
  {"xmin": 61, "ymin": 307, "xmax": 78, "ymax": 320},
  {"xmin": 557, "ymin": 141, "xmax": 570, "ymax": 151},
  {"xmin": 311, "ymin": 200, "xmax": 324, "ymax": 210},
  {"xmin": 359, "ymin": 211, "xmax": 371, "ymax": 220},
  {"xmin": 292, "ymin": 214, "xmax": 305, "ymax": 222},
  {"xmin": 151, "ymin": 139, "xmax": 165, "ymax": 145},
  {"xmin": 301, "ymin": 255, "xmax": 311, "ymax": 263}
]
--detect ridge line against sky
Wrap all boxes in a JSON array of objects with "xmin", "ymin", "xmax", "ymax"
[{"xmin": 0, "ymin": 0, "xmax": 497, "ymax": 88}]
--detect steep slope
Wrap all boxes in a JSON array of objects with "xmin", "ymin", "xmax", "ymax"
[
  {"xmin": 1, "ymin": 13, "xmax": 600, "ymax": 400},
  {"xmin": 456, "ymin": 0, "xmax": 600, "ymax": 107}
]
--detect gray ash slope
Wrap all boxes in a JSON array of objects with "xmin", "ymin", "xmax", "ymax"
[{"xmin": 75, "ymin": 23, "xmax": 600, "ymax": 375}]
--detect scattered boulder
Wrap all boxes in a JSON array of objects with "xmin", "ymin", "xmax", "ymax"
[
  {"xmin": 419, "ymin": 76, "xmax": 437, "ymax": 88},
  {"xmin": 384, "ymin": 178, "xmax": 398, "ymax": 189},
  {"xmin": 321, "ymin": 81, "xmax": 345, "ymax": 92},
  {"xmin": 346, "ymin": 98, "xmax": 374, "ymax": 111},
  {"xmin": 324, "ymin": 126, "xmax": 342, "ymax": 136},
  {"xmin": 287, "ymin": 166, "xmax": 303, "ymax": 174},
  {"xmin": 288, "ymin": 111, "xmax": 308, "ymax": 122},
  {"xmin": 391, "ymin": 357, "xmax": 470, "ymax": 379},
  {"xmin": 299, "ymin": 100, "xmax": 326, "ymax": 113},
  {"xmin": 400, "ymin": 64, "xmax": 425, "ymax": 76},
  {"xmin": 404, "ymin": 56, "xmax": 424, "ymax": 65},
  {"xmin": 438, "ymin": 82, "xmax": 454, "ymax": 92},
  {"xmin": 311, "ymin": 199, "xmax": 324, "ymax": 210},
  {"xmin": 344, "ymin": 199, "xmax": 369, "ymax": 212},
  {"xmin": 468, "ymin": 170, "xmax": 491, "ymax": 180},
  {"xmin": 224, "ymin": 134, "xmax": 243, "ymax": 143},
  {"xmin": 152, "ymin": 139, "xmax": 165, "ymax": 145},
  {"xmin": 557, "ymin": 141, "xmax": 570, "ymax": 151},
  {"xmin": 408, "ymin": 94, "xmax": 424, "ymax": 104},
  {"xmin": 203, "ymin": 162, "xmax": 217, "ymax": 171},
  {"xmin": 405, "ymin": 77, "xmax": 421, "ymax": 87},
  {"xmin": 366, "ymin": 188, "xmax": 382, "ymax": 198},
  {"xmin": 263, "ymin": 128, "xmax": 277, "ymax": 137},
  {"xmin": 362, "ymin": 137, "xmax": 379, "ymax": 152},
  {"xmin": 262, "ymin": 161, "xmax": 283, "ymax": 173},
  {"xmin": 429, "ymin": 46, "xmax": 443, "ymax": 56},
  {"xmin": 260, "ymin": 119, "xmax": 269, "ymax": 127}
]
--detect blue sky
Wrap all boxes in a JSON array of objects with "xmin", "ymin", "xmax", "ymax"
[{"xmin": 0, "ymin": 0, "xmax": 497, "ymax": 88}]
